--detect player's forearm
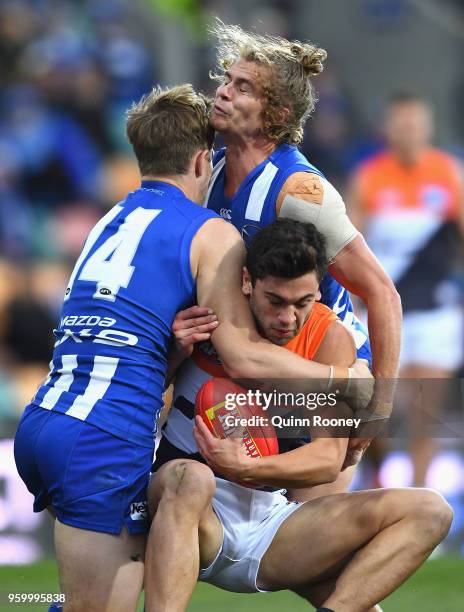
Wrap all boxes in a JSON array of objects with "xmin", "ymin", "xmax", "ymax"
[
  {"xmin": 214, "ymin": 323, "xmax": 347, "ymax": 389},
  {"xmin": 239, "ymin": 440, "xmax": 347, "ymax": 489},
  {"xmin": 228, "ymin": 341, "xmax": 335, "ymax": 383},
  {"xmin": 365, "ymin": 286, "xmax": 402, "ymax": 379}
]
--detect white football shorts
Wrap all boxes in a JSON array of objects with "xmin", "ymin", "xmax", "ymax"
[
  {"xmin": 400, "ymin": 307, "xmax": 463, "ymax": 370},
  {"xmin": 199, "ymin": 477, "xmax": 302, "ymax": 593}
]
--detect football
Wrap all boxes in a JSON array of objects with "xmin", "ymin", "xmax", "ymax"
[{"xmin": 195, "ymin": 378, "xmax": 278, "ymax": 458}]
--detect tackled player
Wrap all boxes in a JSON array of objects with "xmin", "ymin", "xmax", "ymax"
[{"xmin": 146, "ymin": 220, "xmax": 452, "ymax": 612}]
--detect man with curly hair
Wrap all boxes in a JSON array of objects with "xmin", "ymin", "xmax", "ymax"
[{"xmin": 206, "ymin": 21, "xmax": 402, "ymax": 466}]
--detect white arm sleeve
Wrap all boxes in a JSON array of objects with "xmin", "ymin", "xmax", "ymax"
[{"xmin": 279, "ymin": 176, "xmax": 358, "ymax": 261}]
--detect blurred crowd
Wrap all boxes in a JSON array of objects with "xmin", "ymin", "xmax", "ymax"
[{"xmin": 0, "ymin": 0, "xmax": 159, "ymax": 415}]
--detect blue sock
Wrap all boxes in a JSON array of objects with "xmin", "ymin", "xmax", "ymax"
[{"xmin": 48, "ymin": 606, "xmax": 63, "ymax": 612}]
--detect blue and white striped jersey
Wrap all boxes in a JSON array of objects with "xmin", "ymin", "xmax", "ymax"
[
  {"xmin": 206, "ymin": 145, "xmax": 371, "ymax": 362},
  {"xmin": 31, "ymin": 181, "xmax": 218, "ymax": 447}
]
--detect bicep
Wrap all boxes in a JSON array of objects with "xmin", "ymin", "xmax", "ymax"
[
  {"xmin": 277, "ymin": 172, "xmax": 358, "ymax": 261},
  {"xmin": 193, "ymin": 220, "xmax": 262, "ymax": 354}
]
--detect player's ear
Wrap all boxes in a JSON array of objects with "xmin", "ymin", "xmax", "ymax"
[
  {"xmin": 242, "ymin": 267, "xmax": 252, "ymax": 296},
  {"xmin": 194, "ymin": 149, "xmax": 211, "ymax": 179},
  {"xmin": 316, "ymin": 288, "xmax": 321, "ymax": 302},
  {"xmin": 276, "ymin": 106, "xmax": 290, "ymax": 124}
]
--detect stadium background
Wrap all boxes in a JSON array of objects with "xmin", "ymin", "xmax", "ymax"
[{"xmin": 0, "ymin": 0, "xmax": 462, "ymax": 609}]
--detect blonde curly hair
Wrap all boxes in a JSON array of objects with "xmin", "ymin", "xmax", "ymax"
[{"xmin": 209, "ymin": 20, "xmax": 327, "ymax": 145}]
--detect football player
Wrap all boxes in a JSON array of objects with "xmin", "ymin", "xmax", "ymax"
[
  {"xmin": 146, "ymin": 220, "xmax": 452, "ymax": 612},
  {"xmin": 205, "ymin": 21, "xmax": 402, "ymax": 462}
]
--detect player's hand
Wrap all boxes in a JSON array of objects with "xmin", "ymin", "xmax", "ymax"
[
  {"xmin": 193, "ymin": 415, "xmax": 251, "ymax": 481},
  {"xmin": 341, "ymin": 386, "xmax": 394, "ymax": 470},
  {"xmin": 172, "ymin": 306, "xmax": 218, "ymax": 359},
  {"xmin": 343, "ymin": 359, "xmax": 375, "ymax": 413},
  {"xmin": 342, "ymin": 437, "xmax": 371, "ymax": 470}
]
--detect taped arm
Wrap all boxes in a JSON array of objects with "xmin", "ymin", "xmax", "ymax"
[{"xmin": 276, "ymin": 172, "xmax": 358, "ymax": 261}]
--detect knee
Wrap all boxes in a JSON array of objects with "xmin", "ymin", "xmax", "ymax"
[
  {"xmin": 153, "ymin": 460, "xmax": 215, "ymax": 513},
  {"xmin": 411, "ymin": 488, "xmax": 453, "ymax": 544}
]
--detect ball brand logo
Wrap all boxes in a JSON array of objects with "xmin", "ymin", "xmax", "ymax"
[{"xmin": 242, "ymin": 435, "xmax": 260, "ymax": 458}]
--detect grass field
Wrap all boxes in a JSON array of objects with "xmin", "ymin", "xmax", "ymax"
[{"xmin": 0, "ymin": 557, "xmax": 462, "ymax": 611}]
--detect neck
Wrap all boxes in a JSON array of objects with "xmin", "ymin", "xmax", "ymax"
[
  {"xmin": 223, "ymin": 134, "xmax": 277, "ymax": 197},
  {"xmin": 394, "ymin": 146, "xmax": 425, "ymax": 166},
  {"xmin": 141, "ymin": 175, "xmax": 199, "ymax": 204}
]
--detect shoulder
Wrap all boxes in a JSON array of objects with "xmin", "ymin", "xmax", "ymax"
[
  {"xmin": 190, "ymin": 217, "xmax": 245, "ymax": 285},
  {"xmin": 427, "ymin": 147, "xmax": 462, "ymax": 175},
  {"xmin": 276, "ymin": 171, "xmax": 324, "ymax": 212},
  {"xmin": 312, "ymin": 301, "xmax": 338, "ymax": 321},
  {"xmin": 277, "ymin": 170, "xmax": 348, "ymax": 213},
  {"xmin": 314, "ymin": 318, "xmax": 356, "ymax": 367},
  {"xmin": 277, "ymin": 172, "xmax": 358, "ymax": 260},
  {"xmin": 195, "ymin": 216, "xmax": 241, "ymax": 245}
]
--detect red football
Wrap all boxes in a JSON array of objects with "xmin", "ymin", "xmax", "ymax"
[{"xmin": 195, "ymin": 378, "xmax": 278, "ymax": 458}]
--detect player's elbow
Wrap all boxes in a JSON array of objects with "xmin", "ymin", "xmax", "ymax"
[
  {"xmin": 366, "ymin": 273, "xmax": 401, "ymax": 312},
  {"xmin": 312, "ymin": 446, "xmax": 344, "ymax": 485},
  {"xmin": 221, "ymin": 349, "xmax": 269, "ymax": 380},
  {"xmin": 316, "ymin": 460, "xmax": 341, "ymax": 485},
  {"xmin": 382, "ymin": 277, "xmax": 401, "ymax": 310},
  {"xmin": 384, "ymin": 281, "xmax": 402, "ymax": 322},
  {"xmin": 221, "ymin": 358, "xmax": 262, "ymax": 380}
]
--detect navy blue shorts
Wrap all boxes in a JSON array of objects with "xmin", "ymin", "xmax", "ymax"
[{"xmin": 14, "ymin": 405, "xmax": 153, "ymax": 535}]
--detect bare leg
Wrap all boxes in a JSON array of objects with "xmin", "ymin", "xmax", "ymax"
[
  {"xmin": 294, "ymin": 577, "xmax": 382, "ymax": 612},
  {"xmin": 55, "ymin": 520, "xmax": 145, "ymax": 612},
  {"xmin": 144, "ymin": 460, "xmax": 223, "ymax": 612},
  {"xmin": 401, "ymin": 364, "xmax": 450, "ymax": 487},
  {"xmin": 258, "ymin": 488, "xmax": 452, "ymax": 612}
]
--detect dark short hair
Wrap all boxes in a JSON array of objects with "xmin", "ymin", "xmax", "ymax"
[
  {"xmin": 246, "ymin": 219, "xmax": 328, "ymax": 284},
  {"xmin": 126, "ymin": 84, "xmax": 214, "ymax": 176}
]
